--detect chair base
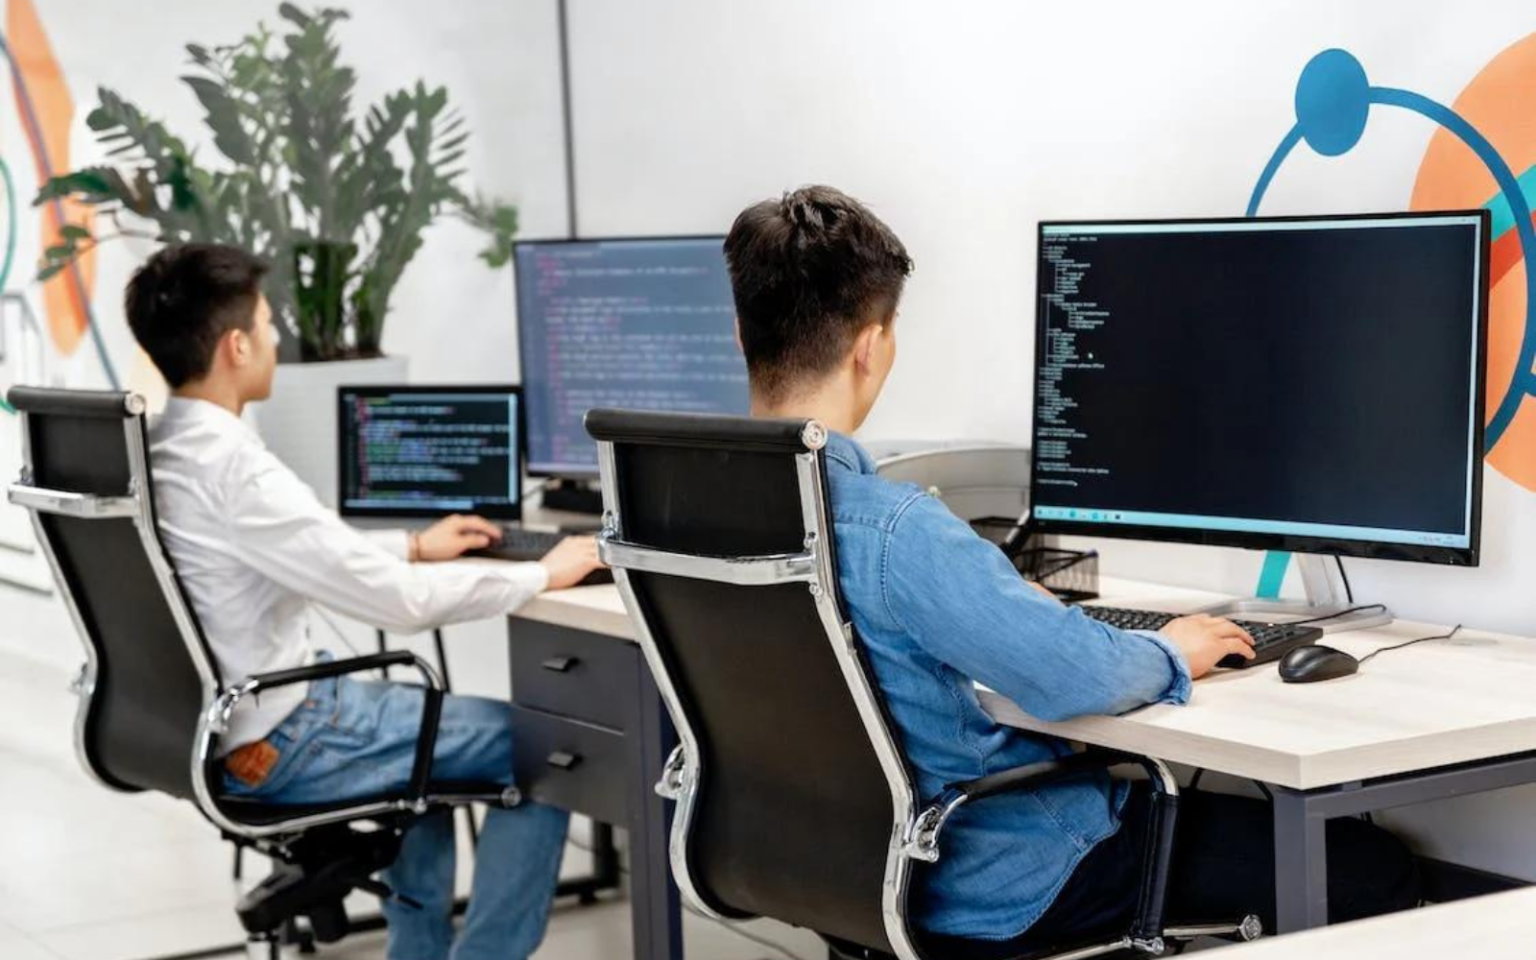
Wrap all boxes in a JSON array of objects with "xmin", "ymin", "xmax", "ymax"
[
  {"xmin": 828, "ymin": 915, "xmax": 1261, "ymax": 960},
  {"xmin": 236, "ymin": 823, "xmax": 404, "ymax": 943},
  {"xmin": 245, "ymin": 933, "xmax": 281, "ymax": 960}
]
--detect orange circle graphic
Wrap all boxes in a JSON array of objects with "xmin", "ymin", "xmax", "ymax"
[{"xmin": 1412, "ymin": 33, "xmax": 1536, "ymax": 491}]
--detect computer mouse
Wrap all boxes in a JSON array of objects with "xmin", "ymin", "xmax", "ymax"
[{"xmin": 1278, "ymin": 644, "xmax": 1359, "ymax": 683}]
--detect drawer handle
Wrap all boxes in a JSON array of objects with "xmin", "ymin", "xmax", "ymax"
[
  {"xmin": 541, "ymin": 656, "xmax": 579, "ymax": 673},
  {"xmin": 546, "ymin": 750, "xmax": 583, "ymax": 771}
]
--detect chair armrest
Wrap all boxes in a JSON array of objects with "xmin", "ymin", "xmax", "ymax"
[
  {"xmin": 213, "ymin": 650, "xmax": 447, "ymax": 803},
  {"xmin": 904, "ymin": 749, "xmax": 1133, "ymax": 862},
  {"xmin": 244, "ymin": 651, "xmax": 422, "ymax": 691},
  {"xmin": 906, "ymin": 747, "xmax": 1180, "ymax": 949},
  {"xmin": 945, "ymin": 748, "xmax": 1137, "ymax": 804}
]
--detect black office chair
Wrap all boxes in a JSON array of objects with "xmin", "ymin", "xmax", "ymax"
[
  {"xmin": 4, "ymin": 387, "xmax": 518, "ymax": 959},
  {"xmin": 585, "ymin": 409, "xmax": 1262, "ymax": 960}
]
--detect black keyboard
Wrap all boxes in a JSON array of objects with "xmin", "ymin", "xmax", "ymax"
[
  {"xmin": 467, "ymin": 526, "xmax": 614, "ymax": 586},
  {"xmin": 1080, "ymin": 606, "xmax": 1322, "ymax": 669}
]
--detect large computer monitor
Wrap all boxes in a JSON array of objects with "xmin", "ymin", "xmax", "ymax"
[
  {"xmin": 338, "ymin": 385, "xmax": 524, "ymax": 521},
  {"xmin": 1030, "ymin": 211, "xmax": 1489, "ymax": 567},
  {"xmin": 514, "ymin": 236, "xmax": 749, "ymax": 477}
]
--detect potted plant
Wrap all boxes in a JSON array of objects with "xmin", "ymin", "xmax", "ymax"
[{"xmin": 34, "ymin": 3, "xmax": 520, "ymax": 500}]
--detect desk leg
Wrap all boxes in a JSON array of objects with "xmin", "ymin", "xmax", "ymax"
[
  {"xmin": 628, "ymin": 664, "xmax": 682, "ymax": 960},
  {"xmin": 1272, "ymin": 788, "xmax": 1328, "ymax": 933}
]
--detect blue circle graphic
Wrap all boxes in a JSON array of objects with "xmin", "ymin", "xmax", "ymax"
[{"xmin": 1295, "ymin": 49, "xmax": 1371, "ymax": 156}]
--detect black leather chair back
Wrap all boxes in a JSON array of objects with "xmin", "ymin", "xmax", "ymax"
[
  {"xmin": 7, "ymin": 387, "xmax": 217, "ymax": 799},
  {"xmin": 587, "ymin": 410, "xmax": 910, "ymax": 953}
]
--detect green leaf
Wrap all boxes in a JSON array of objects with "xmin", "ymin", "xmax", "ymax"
[
  {"xmin": 36, "ymin": 262, "xmax": 68, "ymax": 282},
  {"xmin": 33, "ymin": 167, "xmax": 120, "ymax": 204},
  {"xmin": 181, "ymin": 74, "xmax": 258, "ymax": 166},
  {"xmin": 277, "ymin": 2, "xmax": 311, "ymax": 28},
  {"xmin": 84, "ymin": 105, "xmax": 116, "ymax": 132},
  {"xmin": 59, "ymin": 225, "xmax": 91, "ymax": 241}
]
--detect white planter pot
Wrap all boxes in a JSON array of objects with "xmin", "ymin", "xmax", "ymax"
[{"xmin": 251, "ymin": 356, "xmax": 409, "ymax": 508}]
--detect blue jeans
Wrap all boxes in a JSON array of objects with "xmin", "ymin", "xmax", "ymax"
[{"xmin": 222, "ymin": 668, "xmax": 570, "ymax": 960}]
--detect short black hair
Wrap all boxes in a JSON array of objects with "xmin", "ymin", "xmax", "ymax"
[
  {"xmin": 724, "ymin": 185, "xmax": 913, "ymax": 402},
  {"xmin": 124, "ymin": 243, "xmax": 269, "ymax": 387}
]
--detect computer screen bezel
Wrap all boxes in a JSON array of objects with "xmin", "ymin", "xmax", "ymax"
[
  {"xmin": 512, "ymin": 233, "xmax": 733, "ymax": 479},
  {"xmin": 336, "ymin": 383, "xmax": 526, "ymax": 522},
  {"xmin": 1028, "ymin": 209, "xmax": 1490, "ymax": 567}
]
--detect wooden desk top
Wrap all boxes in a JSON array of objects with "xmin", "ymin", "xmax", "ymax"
[
  {"xmin": 980, "ymin": 577, "xmax": 1536, "ymax": 789},
  {"xmin": 1221, "ymin": 888, "xmax": 1536, "ymax": 958},
  {"xmin": 515, "ymin": 583, "xmax": 636, "ymax": 640},
  {"xmin": 514, "ymin": 577, "xmax": 1536, "ymax": 790}
]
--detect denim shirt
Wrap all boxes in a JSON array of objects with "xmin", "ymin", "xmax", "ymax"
[{"xmin": 824, "ymin": 433, "xmax": 1192, "ymax": 940}]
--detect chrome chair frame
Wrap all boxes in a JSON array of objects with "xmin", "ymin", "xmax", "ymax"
[
  {"xmin": 6, "ymin": 389, "xmax": 514, "ymax": 957},
  {"xmin": 593, "ymin": 416, "xmax": 1261, "ymax": 960}
]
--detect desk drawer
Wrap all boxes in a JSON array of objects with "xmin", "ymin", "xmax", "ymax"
[
  {"xmin": 510, "ymin": 706, "xmax": 629, "ymax": 825},
  {"xmin": 510, "ymin": 619, "xmax": 639, "ymax": 731}
]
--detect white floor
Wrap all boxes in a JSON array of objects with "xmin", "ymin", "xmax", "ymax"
[{"xmin": 0, "ymin": 608, "xmax": 827, "ymax": 960}]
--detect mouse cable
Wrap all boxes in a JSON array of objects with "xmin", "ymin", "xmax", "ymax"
[{"xmin": 1357, "ymin": 625, "xmax": 1463, "ymax": 666}]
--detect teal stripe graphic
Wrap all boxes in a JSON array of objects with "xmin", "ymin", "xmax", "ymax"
[
  {"xmin": 1484, "ymin": 163, "xmax": 1536, "ymax": 238},
  {"xmin": 1256, "ymin": 550, "xmax": 1291, "ymax": 600}
]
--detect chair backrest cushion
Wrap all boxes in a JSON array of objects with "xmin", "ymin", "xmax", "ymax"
[
  {"xmin": 590, "ymin": 409, "xmax": 904, "ymax": 951},
  {"xmin": 13, "ymin": 388, "xmax": 213, "ymax": 798}
]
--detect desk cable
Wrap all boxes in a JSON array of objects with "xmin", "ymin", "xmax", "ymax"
[
  {"xmin": 1184, "ymin": 768, "xmax": 1272, "ymax": 803},
  {"xmin": 1334, "ymin": 556, "xmax": 1354, "ymax": 603},
  {"xmin": 1280, "ymin": 604, "xmax": 1389, "ymax": 628}
]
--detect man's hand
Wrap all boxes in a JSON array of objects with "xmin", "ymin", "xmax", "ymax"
[
  {"xmin": 1159, "ymin": 614, "xmax": 1255, "ymax": 678},
  {"xmin": 414, "ymin": 514, "xmax": 502, "ymax": 562},
  {"xmin": 1024, "ymin": 579, "xmax": 1062, "ymax": 603},
  {"xmin": 539, "ymin": 536, "xmax": 605, "ymax": 590}
]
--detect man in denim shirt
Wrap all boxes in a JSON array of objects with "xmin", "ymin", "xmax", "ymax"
[{"xmin": 722, "ymin": 186, "xmax": 1419, "ymax": 951}]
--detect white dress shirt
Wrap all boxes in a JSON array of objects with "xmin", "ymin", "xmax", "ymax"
[{"xmin": 148, "ymin": 397, "xmax": 548, "ymax": 751}]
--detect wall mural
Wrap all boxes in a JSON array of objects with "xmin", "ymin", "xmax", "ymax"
[
  {"xmin": 1244, "ymin": 40, "xmax": 1536, "ymax": 594},
  {"xmin": 2, "ymin": 0, "xmax": 111, "ymax": 392},
  {"xmin": 1249, "ymin": 44, "xmax": 1536, "ymax": 492}
]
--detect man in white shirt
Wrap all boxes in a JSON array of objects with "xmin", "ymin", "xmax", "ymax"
[{"xmin": 125, "ymin": 244, "xmax": 601, "ymax": 960}]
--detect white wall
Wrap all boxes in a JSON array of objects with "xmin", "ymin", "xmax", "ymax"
[
  {"xmin": 558, "ymin": 0, "xmax": 1536, "ymax": 878},
  {"xmin": 563, "ymin": 0, "xmax": 1536, "ymax": 631},
  {"xmin": 4, "ymin": 0, "xmax": 1536, "ymax": 887}
]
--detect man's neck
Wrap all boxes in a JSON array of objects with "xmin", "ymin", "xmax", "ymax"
[
  {"xmin": 751, "ymin": 384, "xmax": 860, "ymax": 435},
  {"xmin": 173, "ymin": 380, "xmax": 245, "ymax": 417}
]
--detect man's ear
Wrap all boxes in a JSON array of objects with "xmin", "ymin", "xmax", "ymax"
[
  {"xmin": 734, "ymin": 315, "xmax": 744, "ymax": 354},
  {"xmin": 223, "ymin": 328, "xmax": 249, "ymax": 369},
  {"xmin": 851, "ymin": 322, "xmax": 884, "ymax": 374}
]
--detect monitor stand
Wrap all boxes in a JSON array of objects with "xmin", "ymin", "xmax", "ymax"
[
  {"xmin": 1195, "ymin": 553, "xmax": 1393, "ymax": 635},
  {"xmin": 539, "ymin": 479, "xmax": 605, "ymax": 516}
]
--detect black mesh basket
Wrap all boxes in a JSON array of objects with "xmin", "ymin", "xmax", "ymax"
[{"xmin": 971, "ymin": 517, "xmax": 1100, "ymax": 603}]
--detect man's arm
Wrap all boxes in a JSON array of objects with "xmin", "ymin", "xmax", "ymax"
[
  {"xmin": 359, "ymin": 516, "xmax": 499, "ymax": 563},
  {"xmin": 226, "ymin": 455, "xmax": 546, "ymax": 634},
  {"xmin": 879, "ymin": 495, "xmax": 1245, "ymax": 722},
  {"xmin": 360, "ymin": 527, "xmax": 412, "ymax": 559}
]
